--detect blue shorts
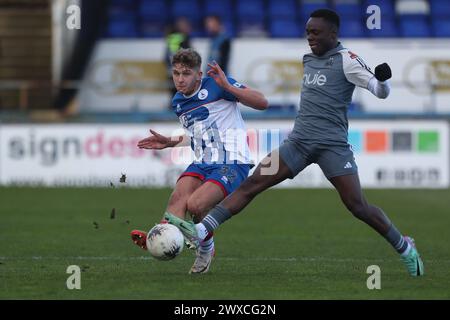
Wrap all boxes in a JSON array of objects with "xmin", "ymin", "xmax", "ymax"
[{"xmin": 178, "ymin": 163, "xmax": 252, "ymax": 196}]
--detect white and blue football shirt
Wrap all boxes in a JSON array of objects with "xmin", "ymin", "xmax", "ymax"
[{"xmin": 172, "ymin": 77, "xmax": 252, "ymax": 165}]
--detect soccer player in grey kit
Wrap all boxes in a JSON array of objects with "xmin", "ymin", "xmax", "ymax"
[{"xmin": 166, "ymin": 9, "xmax": 424, "ymax": 276}]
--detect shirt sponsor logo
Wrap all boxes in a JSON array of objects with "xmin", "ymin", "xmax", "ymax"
[{"xmin": 303, "ymin": 71, "xmax": 327, "ymax": 86}]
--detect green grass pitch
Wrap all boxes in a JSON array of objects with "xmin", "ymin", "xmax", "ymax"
[{"xmin": 1, "ymin": 187, "xmax": 449, "ymax": 299}]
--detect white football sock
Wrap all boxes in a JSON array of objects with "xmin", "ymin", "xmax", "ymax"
[
  {"xmin": 195, "ymin": 223, "xmax": 209, "ymax": 241},
  {"xmin": 400, "ymin": 241, "xmax": 412, "ymax": 257}
]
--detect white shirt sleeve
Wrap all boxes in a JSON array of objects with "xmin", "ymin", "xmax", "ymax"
[
  {"xmin": 340, "ymin": 50, "xmax": 373, "ymax": 89},
  {"xmin": 367, "ymin": 76, "xmax": 390, "ymax": 99}
]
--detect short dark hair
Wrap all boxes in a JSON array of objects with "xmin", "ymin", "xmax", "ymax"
[
  {"xmin": 172, "ymin": 48, "xmax": 202, "ymax": 70},
  {"xmin": 310, "ymin": 9, "xmax": 340, "ymax": 30}
]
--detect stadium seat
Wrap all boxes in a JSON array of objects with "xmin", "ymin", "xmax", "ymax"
[
  {"xmin": 431, "ymin": 18, "xmax": 450, "ymax": 37},
  {"xmin": 204, "ymin": 0, "xmax": 233, "ymax": 20},
  {"xmin": 110, "ymin": 0, "xmax": 137, "ymax": 8},
  {"xmin": 299, "ymin": 0, "xmax": 331, "ymax": 20},
  {"xmin": 108, "ymin": 0, "xmax": 138, "ymax": 16},
  {"xmin": 236, "ymin": 0, "xmax": 265, "ymax": 21},
  {"xmin": 236, "ymin": 0, "xmax": 265, "ymax": 36},
  {"xmin": 399, "ymin": 15, "xmax": 431, "ymax": 37},
  {"xmin": 110, "ymin": 0, "xmax": 134, "ymax": 4},
  {"xmin": 171, "ymin": 0, "xmax": 202, "ymax": 22},
  {"xmin": 139, "ymin": 20, "xmax": 165, "ymax": 38},
  {"xmin": 430, "ymin": 0, "xmax": 450, "ymax": 17},
  {"xmin": 107, "ymin": 15, "xmax": 139, "ymax": 38},
  {"xmin": 138, "ymin": 0, "xmax": 167, "ymax": 22},
  {"xmin": 333, "ymin": 0, "xmax": 363, "ymax": 17},
  {"xmin": 366, "ymin": 18, "xmax": 399, "ymax": 38},
  {"xmin": 270, "ymin": 19, "xmax": 302, "ymax": 38},
  {"xmin": 339, "ymin": 18, "xmax": 366, "ymax": 38},
  {"xmin": 268, "ymin": 0, "xmax": 297, "ymax": 19},
  {"xmin": 222, "ymin": 19, "xmax": 236, "ymax": 38},
  {"xmin": 237, "ymin": 21, "xmax": 267, "ymax": 37},
  {"xmin": 396, "ymin": 0, "xmax": 430, "ymax": 15}
]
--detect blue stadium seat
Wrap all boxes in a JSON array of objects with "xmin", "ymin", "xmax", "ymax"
[
  {"xmin": 430, "ymin": 0, "xmax": 450, "ymax": 17},
  {"xmin": 139, "ymin": 20, "xmax": 165, "ymax": 38},
  {"xmin": 110, "ymin": 0, "xmax": 134, "ymax": 4},
  {"xmin": 138, "ymin": 0, "xmax": 167, "ymax": 22},
  {"xmin": 366, "ymin": 18, "xmax": 399, "ymax": 37},
  {"xmin": 236, "ymin": 0, "xmax": 265, "ymax": 21},
  {"xmin": 171, "ymin": 0, "xmax": 202, "ymax": 22},
  {"xmin": 362, "ymin": 0, "xmax": 395, "ymax": 18},
  {"xmin": 333, "ymin": 0, "xmax": 363, "ymax": 17},
  {"xmin": 299, "ymin": 0, "xmax": 331, "ymax": 20},
  {"xmin": 108, "ymin": 0, "xmax": 138, "ymax": 16},
  {"xmin": 339, "ymin": 18, "xmax": 366, "ymax": 38},
  {"xmin": 222, "ymin": 19, "xmax": 236, "ymax": 38},
  {"xmin": 270, "ymin": 19, "xmax": 302, "ymax": 38},
  {"xmin": 204, "ymin": 0, "xmax": 233, "ymax": 20},
  {"xmin": 237, "ymin": 21, "xmax": 266, "ymax": 37},
  {"xmin": 431, "ymin": 18, "xmax": 450, "ymax": 37},
  {"xmin": 399, "ymin": 15, "xmax": 431, "ymax": 37},
  {"xmin": 107, "ymin": 15, "xmax": 138, "ymax": 38},
  {"xmin": 110, "ymin": 0, "xmax": 137, "ymax": 7},
  {"xmin": 268, "ymin": 0, "xmax": 297, "ymax": 19},
  {"xmin": 236, "ymin": 0, "xmax": 265, "ymax": 36}
]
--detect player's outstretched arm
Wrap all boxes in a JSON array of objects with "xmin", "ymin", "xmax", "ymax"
[
  {"xmin": 367, "ymin": 62, "xmax": 392, "ymax": 99},
  {"xmin": 137, "ymin": 129, "xmax": 188, "ymax": 150},
  {"xmin": 343, "ymin": 52, "xmax": 391, "ymax": 100},
  {"xmin": 207, "ymin": 61, "xmax": 268, "ymax": 110}
]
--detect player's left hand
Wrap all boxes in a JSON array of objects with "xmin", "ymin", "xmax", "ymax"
[
  {"xmin": 207, "ymin": 61, "xmax": 230, "ymax": 89},
  {"xmin": 375, "ymin": 63, "xmax": 392, "ymax": 82}
]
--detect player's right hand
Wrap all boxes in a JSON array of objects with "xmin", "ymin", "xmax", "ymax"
[{"xmin": 137, "ymin": 129, "xmax": 181, "ymax": 150}]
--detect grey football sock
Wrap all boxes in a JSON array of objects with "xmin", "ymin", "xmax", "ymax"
[
  {"xmin": 384, "ymin": 223, "xmax": 409, "ymax": 254},
  {"xmin": 201, "ymin": 204, "xmax": 232, "ymax": 233}
]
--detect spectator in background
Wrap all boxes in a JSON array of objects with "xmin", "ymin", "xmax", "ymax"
[
  {"xmin": 205, "ymin": 15, "xmax": 231, "ymax": 74},
  {"xmin": 165, "ymin": 17, "xmax": 192, "ymax": 98}
]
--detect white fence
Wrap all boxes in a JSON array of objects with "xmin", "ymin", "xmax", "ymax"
[{"xmin": 0, "ymin": 120, "xmax": 448, "ymax": 188}]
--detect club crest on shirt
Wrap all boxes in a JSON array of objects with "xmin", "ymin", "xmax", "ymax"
[
  {"xmin": 198, "ymin": 89, "xmax": 208, "ymax": 100},
  {"xmin": 176, "ymin": 104, "xmax": 181, "ymax": 113}
]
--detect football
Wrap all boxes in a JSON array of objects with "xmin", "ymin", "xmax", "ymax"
[{"xmin": 146, "ymin": 223, "xmax": 184, "ymax": 260}]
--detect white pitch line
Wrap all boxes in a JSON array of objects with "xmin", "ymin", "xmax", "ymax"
[
  {"xmin": 0, "ymin": 256, "xmax": 447, "ymax": 263},
  {"xmin": 0, "ymin": 256, "xmax": 363, "ymax": 262},
  {"xmin": 0, "ymin": 256, "xmax": 339, "ymax": 262}
]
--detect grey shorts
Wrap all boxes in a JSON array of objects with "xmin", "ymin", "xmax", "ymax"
[{"xmin": 278, "ymin": 139, "xmax": 358, "ymax": 179}]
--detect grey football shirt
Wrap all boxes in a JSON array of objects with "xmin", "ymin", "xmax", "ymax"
[{"xmin": 289, "ymin": 42, "xmax": 373, "ymax": 146}]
